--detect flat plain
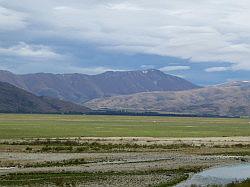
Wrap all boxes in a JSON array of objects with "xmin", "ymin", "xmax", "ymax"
[
  {"xmin": 0, "ymin": 114, "xmax": 249, "ymax": 186},
  {"xmin": 0, "ymin": 114, "xmax": 250, "ymax": 139}
]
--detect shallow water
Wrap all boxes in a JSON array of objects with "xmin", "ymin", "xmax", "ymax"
[{"xmin": 176, "ymin": 163, "xmax": 250, "ymax": 187}]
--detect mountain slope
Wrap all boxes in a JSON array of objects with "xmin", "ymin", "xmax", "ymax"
[
  {"xmin": 0, "ymin": 81, "xmax": 90, "ymax": 114},
  {"xmin": 0, "ymin": 70, "xmax": 200, "ymax": 104},
  {"xmin": 85, "ymin": 81, "xmax": 250, "ymax": 117}
]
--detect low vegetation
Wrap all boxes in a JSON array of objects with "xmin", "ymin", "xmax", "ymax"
[
  {"xmin": 155, "ymin": 174, "xmax": 189, "ymax": 187},
  {"xmin": 0, "ymin": 114, "xmax": 249, "ymax": 139},
  {"xmin": 227, "ymin": 179, "xmax": 250, "ymax": 187},
  {"xmin": 0, "ymin": 167, "xmax": 202, "ymax": 186},
  {"xmin": 25, "ymin": 158, "xmax": 87, "ymax": 168},
  {"xmin": 1, "ymin": 138, "xmax": 249, "ymax": 155},
  {"xmin": 0, "ymin": 114, "xmax": 249, "ymax": 187}
]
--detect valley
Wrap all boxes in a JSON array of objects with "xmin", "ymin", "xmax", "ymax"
[
  {"xmin": 0, "ymin": 114, "xmax": 249, "ymax": 186},
  {"xmin": 0, "ymin": 70, "xmax": 249, "ymax": 187},
  {"xmin": 1, "ymin": 0, "xmax": 250, "ymax": 186}
]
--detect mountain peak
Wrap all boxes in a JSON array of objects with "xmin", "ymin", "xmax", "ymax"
[
  {"xmin": 0, "ymin": 69, "xmax": 199, "ymax": 104},
  {"xmin": 99, "ymin": 69, "xmax": 173, "ymax": 79},
  {"xmin": 140, "ymin": 69, "xmax": 163, "ymax": 74}
]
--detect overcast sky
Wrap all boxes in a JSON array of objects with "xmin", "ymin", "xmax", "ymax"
[{"xmin": 0, "ymin": 0, "xmax": 250, "ymax": 85}]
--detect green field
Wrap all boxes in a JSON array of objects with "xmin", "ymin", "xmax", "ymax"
[{"xmin": 0, "ymin": 114, "xmax": 249, "ymax": 139}]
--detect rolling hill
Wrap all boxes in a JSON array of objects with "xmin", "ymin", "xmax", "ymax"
[
  {"xmin": 85, "ymin": 81, "xmax": 250, "ymax": 117},
  {"xmin": 0, "ymin": 69, "xmax": 199, "ymax": 104},
  {"xmin": 0, "ymin": 81, "xmax": 90, "ymax": 114}
]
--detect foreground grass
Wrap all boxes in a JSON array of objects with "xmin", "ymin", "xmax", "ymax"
[
  {"xmin": 0, "ymin": 114, "xmax": 249, "ymax": 139},
  {"xmin": 0, "ymin": 167, "xmax": 202, "ymax": 187},
  {"xmin": 2, "ymin": 139, "xmax": 250, "ymax": 155},
  {"xmin": 227, "ymin": 179, "xmax": 250, "ymax": 187},
  {"xmin": 155, "ymin": 174, "xmax": 189, "ymax": 187}
]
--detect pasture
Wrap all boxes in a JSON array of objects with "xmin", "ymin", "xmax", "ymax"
[{"xmin": 0, "ymin": 114, "xmax": 249, "ymax": 139}]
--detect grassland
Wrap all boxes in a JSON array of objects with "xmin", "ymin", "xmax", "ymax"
[
  {"xmin": 0, "ymin": 114, "xmax": 249, "ymax": 186},
  {"xmin": 0, "ymin": 114, "xmax": 249, "ymax": 139},
  {"xmin": 0, "ymin": 168, "xmax": 197, "ymax": 187}
]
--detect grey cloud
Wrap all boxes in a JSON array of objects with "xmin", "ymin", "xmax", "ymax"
[
  {"xmin": 0, "ymin": 6, "xmax": 27, "ymax": 31},
  {"xmin": 1, "ymin": 0, "xmax": 250, "ymax": 71},
  {"xmin": 0, "ymin": 42, "xmax": 61, "ymax": 59}
]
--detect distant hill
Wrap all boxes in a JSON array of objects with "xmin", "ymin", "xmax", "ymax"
[
  {"xmin": 0, "ymin": 70, "xmax": 200, "ymax": 104},
  {"xmin": 0, "ymin": 81, "xmax": 90, "ymax": 114},
  {"xmin": 85, "ymin": 81, "xmax": 250, "ymax": 117}
]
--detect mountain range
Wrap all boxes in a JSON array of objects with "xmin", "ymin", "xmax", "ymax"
[
  {"xmin": 0, "ymin": 69, "xmax": 199, "ymax": 104},
  {"xmin": 0, "ymin": 81, "xmax": 90, "ymax": 114},
  {"xmin": 0, "ymin": 69, "xmax": 249, "ymax": 117},
  {"xmin": 85, "ymin": 81, "xmax": 250, "ymax": 117}
]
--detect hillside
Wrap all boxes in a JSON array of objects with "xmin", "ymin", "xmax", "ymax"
[
  {"xmin": 0, "ymin": 70, "xmax": 199, "ymax": 104},
  {"xmin": 0, "ymin": 81, "xmax": 90, "ymax": 114},
  {"xmin": 85, "ymin": 81, "xmax": 250, "ymax": 117}
]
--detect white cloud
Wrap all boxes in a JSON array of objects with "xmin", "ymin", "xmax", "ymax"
[
  {"xmin": 0, "ymin": 42, "xmax": 61, "ymax": 59},
  {"xmin": 2, "ymin": 0, "xmax": 250, "ymax": 70},
  {"xmin": 107, "ymin": 3, "xmax": 144, "ymax": 11},
  {"xmin": 1, "ymin": 63, "xmax": 125, "ymax": 75},
  {"xmin": 67, "ymin": 66, "xmax": 126, "ymax": 75},
  {"xmin": 159, "ymin": 66, "xmax": 190, "ymax": 72},
  {"xmin": 170, "ymin": 74, "xmax": 186, "ymax": 78},
  {"xmin": 205, "ymin": 66, "xmax": 231, "ymax": 72},
  {"xmin": 0, "ymin": 6, "xmax": 27, "ymax": 31},
  {"xmin": 140, "ymin": 65, "xmax": 155, "ymax": 69},
  {"xmin": 53, "ymin": 6, "xmax": 71, "ymax": 11}
]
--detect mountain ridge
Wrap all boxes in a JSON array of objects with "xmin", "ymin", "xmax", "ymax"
[
  {"xmin": 85, "ymin": 81, "xmax": 250, "ymax": 117},
  {"xmin": 0, "ymin": 69, "xmax": 200, "ymax": 104},
  {"xmin": 0, "ymin": 81, "xmax": 90, "ymax": 114}
]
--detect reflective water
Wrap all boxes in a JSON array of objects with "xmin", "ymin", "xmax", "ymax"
[{"xmin": 176, "ymin": 164, "xmax": 250, "ymax": 187}]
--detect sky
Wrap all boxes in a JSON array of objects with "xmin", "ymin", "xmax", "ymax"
[{"xmin": 0, "ymin": 0, "xmax": 250, "ymax": 85}]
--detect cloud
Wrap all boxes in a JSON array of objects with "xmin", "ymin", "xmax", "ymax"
[
  {"xmin": 107, "ymin": 3, "xmax": 144, "ymax": 11},
  {"xmin": 0, "ymin": 6, "xmax": 28, "ymax": 31},
  {"xmin": 0, "ymin": 42, "xmax": 61, "ymax": 59},
  {"xmin": 1, "ymin": 0, "xmax": 250, "ymax": 71},
  {"xmin": 66, "ymin": 66, "xmax": 126, "ymax": 75},
  {"xmin": 159, "ymin": 66, "xmax": 190, "ymax": 72},
  {"xmin": 140, "ymin": 65, "xmax": 155, "ymax": 69},
  {"xmin": 205, "ymin": 66, "xmax": 231, "ymax": 72},
  {"xmin": 0, "ymin": 62, "xmax": 125, "ymax": 75}
]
